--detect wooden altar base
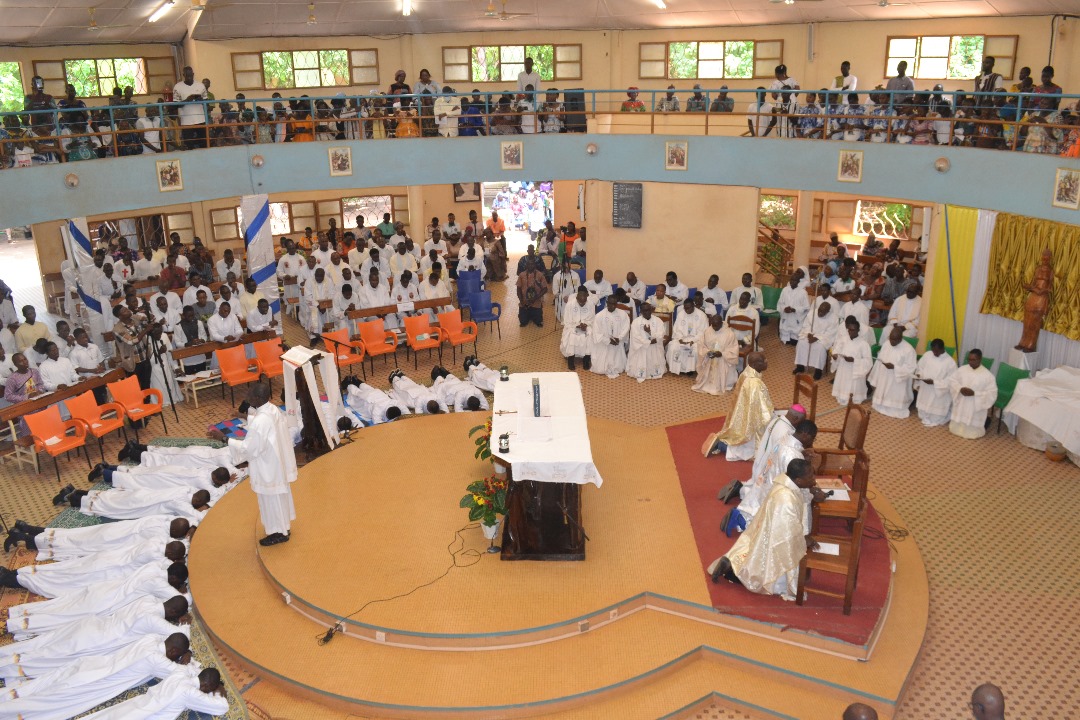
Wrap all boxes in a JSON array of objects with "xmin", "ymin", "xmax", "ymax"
[{"xmin": 502, "ymin": 479, "xmax": 586, "ymax": 561}]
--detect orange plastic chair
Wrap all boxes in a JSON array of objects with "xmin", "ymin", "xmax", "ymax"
[
  {"xmin": 321, "ymin": 329, "xmax": 367, "ymax": 378},
  {"xmin": 66, "ymin": 390, "xmax": 128, "ymax": 464},
  {"xmin": 436, "ymin": 309, "xmax": 478, "ymax": 363},
  {"xmin": 403, "ymin": 315, "xmax": 446, "ymax": 369},
  {"xmin": 107, "ymin": 375, "xmax": 166, "ymax": 441},
  {"xmin": 23, "ymin": 404, "xmax": 91, "ymax": 482},
  {"xmin": 253, "ymin": 338, "xmax": 285, "ymax": 385},
  {"xmin": 357, "ymin": 319, "xmax": 399, "ymax": 374},
  {"xmin": 215, "ymin": 344, "xmax": 261, "ymax": 407}
]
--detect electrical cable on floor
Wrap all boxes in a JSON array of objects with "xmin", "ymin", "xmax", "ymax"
[
  {"xmin": 860, "ymin": 489, "xmax": 910, "ymax": 553},
  {"xmin": 315, "ymin": 522, "xmax": 483, "ymax": 646}
]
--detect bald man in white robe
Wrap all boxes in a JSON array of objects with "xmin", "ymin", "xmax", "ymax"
[
  {"xmin": 590, "ymin": 298, "xmax": 630, "ymax": 379},
  {"xmin": 123, "ymin": 442, "xmax": 232, "ymax": 469},
  {"xmin": 627, "ymin": 304, "xmax": 667, "ymax": 382},
  {"xmin": 887, "ymin": 285, "xmax": 922, "ymax": 338},
  {"xmin": 868, "ymin": 326, "xmax": 917, "ymax": 418},
  {"xmin": 19, "ymin": 515, "xmax": 190, "ymax": 561},
  {"xmin": 389, "ymin": 371, "xmax": 447, "ymax": 414},
  {"xmin": 948, "ymin": 351, "xmax": 997, "ymax": 439},
  {"xmin": 560, "ymin": 288, "xmax": 595, "ymax": 370},
  {"xmin": 106, "ymin": 463, "xmax": 236, "ymax": 493}
]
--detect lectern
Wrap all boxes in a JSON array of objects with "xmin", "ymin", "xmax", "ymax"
[{"xmin": 490, "ymin": 373, "xmax": 603, "ymax": 561}]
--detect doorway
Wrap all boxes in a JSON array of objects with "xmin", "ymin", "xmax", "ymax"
[{"xmin": 481, "ymin": 181, "xmax": 553, "ymax": 257}]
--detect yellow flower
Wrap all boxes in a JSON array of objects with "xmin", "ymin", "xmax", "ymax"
[{"xmin": 473, "ymin": 494, "xmax": 485, "ymax": 505}]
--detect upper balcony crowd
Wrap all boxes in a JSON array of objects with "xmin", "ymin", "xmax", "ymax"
[{"xmin": 3, "ymin": 56, "xmax": 1080, "ymax": 167}]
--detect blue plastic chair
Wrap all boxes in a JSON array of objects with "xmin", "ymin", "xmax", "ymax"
[
  {"xmin": 468, "ymin": 291, "xmax": 502, "ymax": 338},
  {"xmin": 685, "ymin": 287, "xmax": 697, "ymax": 303},
  {"xmin": 645, "ymin": 284, "xmax": 658, "ymax": 298},
  {"xmin": 574, "ymin": 267, "xmax": 586, "ymax": 285},
  {"xmin": 456, "ymin": 273, "xmax": 484, "ymax": 315}
]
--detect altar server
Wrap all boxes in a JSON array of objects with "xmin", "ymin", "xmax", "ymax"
[
  {"xmin": 627, "ymin": 303, "xmax": 666, "ymax": 382},
  {"xmin": 915, "ymin": 339, "xmax": 957, "ymax": 427},
  {"xmin": 868, "ymin": 325, "xmax": 917, "ymax": 418},
  {"xmin": 948, "ymin": 349, "xmax": 997, "ymax": 439}
]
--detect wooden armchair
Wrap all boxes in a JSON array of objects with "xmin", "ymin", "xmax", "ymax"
[
  {"xmin": 811, "ymin": 398, "xmax": 870, "ymax": 476},
  {"xmin": 792, "ymin": 373, "xmax": 818, "ymax": 422},
  {"xmin": 796, "ymin": 495, "xmax": 868, "ymax": 616},
  {"xmin": 726, "ymin": 316, "xmax": 757, "ymax": 366}
]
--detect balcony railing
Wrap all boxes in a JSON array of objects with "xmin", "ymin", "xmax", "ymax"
[{"xmin": 4, "ymin": 87, "xmax": 1079, "ymax": 168}]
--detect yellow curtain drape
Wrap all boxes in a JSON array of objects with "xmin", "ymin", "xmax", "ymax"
[
  {"xmin": 980, "ymin": 213, "xmax": 1080, "ymax": 342},
  {"xmin": 926, "ymin": 206, "xmax": 978, "ymax": 353}
]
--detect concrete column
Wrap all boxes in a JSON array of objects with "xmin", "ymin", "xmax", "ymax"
[{"xmin": 792, "ymin": 190, "xmax": 815, "ymax": 269}]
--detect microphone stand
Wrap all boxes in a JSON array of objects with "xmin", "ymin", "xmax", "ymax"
[{"xmin": 149, "ymin": 329, "xmax": 180, "ymax": 423}]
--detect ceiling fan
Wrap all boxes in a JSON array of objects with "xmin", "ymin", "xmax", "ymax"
[
  {"xmin": 483, "ymin": 0, "xmax": 534, "ymax": 21},
  {"xmin": 85, "ymin": 6, "xmax": 131, "ymax": 31},
  {"xmin": 767, "ymin": 0, "xmax": 825, "ymax": 4}
]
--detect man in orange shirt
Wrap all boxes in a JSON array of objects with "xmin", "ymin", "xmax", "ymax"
[
  {"xmin": 560, "ymin": 221, "xmax": 580, "ymax": 260},
  {"xmin": 485, "ymin": 210, "xmax": 506, "ymax": 239}
]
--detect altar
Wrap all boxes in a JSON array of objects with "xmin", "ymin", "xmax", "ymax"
[{"xmin": 490, "ymin": 372, "xmax": 603, "ymax": 561}]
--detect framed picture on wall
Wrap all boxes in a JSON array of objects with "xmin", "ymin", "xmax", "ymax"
[
  {"xmin": 328, "ymin": 147, "xmax": 353, "ymax": 177},
  {"xmin": 665, "ymin": 141, "xmax": 688, "ymax": 171},
  {"xmin": 500, "ymin": 141, "xmax": 523, "ymax": 171},
  {"xmin": 1052, "ymin": 168, "xmax": 1080, "ymax": 210},
  {"xmin": 838, "ymin": 150, "xmax": 863, "ymax": 183},
  {"xmin": 156, "ymin": 159, "xmax": 183, "ymax": 192},
  {"xmin": 453, "ymin": 182, "xmax": 481, "ymax": 202}
]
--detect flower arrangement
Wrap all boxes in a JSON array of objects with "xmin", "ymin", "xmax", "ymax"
[
  {"xmin": 460, "ymin": 474, "xmax": 508, "ymax": 527},
  {"xmin": 469, "ymin": 420, "xmax": 492, "ymax": 461}
]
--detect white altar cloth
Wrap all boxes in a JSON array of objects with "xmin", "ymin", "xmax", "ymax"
[
  {"xmin": 1003, "ymin": 366, "xmax": 1080, "ymax": 455},
  {"xmin": 491, "ymin": 372, "xmax": 603, "ymax": 487}
]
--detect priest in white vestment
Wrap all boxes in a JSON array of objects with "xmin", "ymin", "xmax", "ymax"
[
  {"xmin": 60, "ymin": 485, "xmax": 209, "ymax": 525},
  {"xmin": 725, "ymin": 293, "xmax": 760, "ymax": 350},
  {"xmin": 560, "ymin": 287, "xmax": 596, "ymax": 370},
  {"xmin": 691, "ymin": 314, "xmax": 739, "ymax": 395},
  {"xmin": 0, "ymin": 595, "xmax": 189, "ymax": 685},
  {"xmin": 947, "ymin": 349, "xmax": 997, "ymax": 439},
  {"xmin": 708, "ymin": 458, "xmax": 821, "ymax": 601},
  {"xmin": 794, "ymin": 301, "xmax": 838, "ymax": 380},
  {"xmin": 868, "ymin": 326, "xmax": 918, "ymax": 418},
  {"xmin": 79, "ymin": 666, "xmax": 230, "ymax": 720},
  {"xmin": 667, "ymin": 299, "xmax": 708, "ymax": 375},
  {"xmin": 836, "ymin": 286, "xmax": 875, "ymax": 346},
  {"xmin": 777, "ymin": 276, "xmax": 809, "ymax": 345},
  {"xmin": 0, "ymin": 633, "xmax": 192, "ymax": 719},
  {"xmin": 211, "ymin": 382, "xmax": 298, "ymax": 546},
  {"xmin": 702, "ymin": 353, "xmax": 772, "ymax": 460},
  {"xmin": 5, "ymin": 561, "xmax": 188, "ymax": 639},
  {"xmin": 343, "ymin": 380, "xmax": 407, "ymax": 424},
  {"xmin": 589, "ymin": 297, "xmax": 630, "ymax": 379},
  {"xmin": 916, "ymin": 339, "xmax": 958, "ymax": 427},
  {"xmin": 830, "ymin": 320, "xmax": 873, "ymax": 405},
  {"xmin": 887, "ymin": 285, "xmax": 922, "ymax": 338},
  {"xmin": 626, "ymin": 303, "xmax": 667, "ymax": 382},
  {"xmin": 738, "ymin": 419, "xmax": 817, "ymax": 522}
]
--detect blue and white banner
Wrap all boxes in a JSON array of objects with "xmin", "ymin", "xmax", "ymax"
[
  {"xmin": 60, "ymin": 217, "xmax": 103, "ymax": 317},
  {"xmin": 240, "ymin": 194, "xmax": 280, "ymax": 316}
]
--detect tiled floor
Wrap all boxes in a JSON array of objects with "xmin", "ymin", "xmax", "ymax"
[{"xmin": 0, "ymin": 236, "xmax": 1077, "ymax": 719}]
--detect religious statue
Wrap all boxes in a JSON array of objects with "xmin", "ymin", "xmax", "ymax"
[{"xmin": 1015, "ymin": 249, "xmax": 1053, "ymax": 353}]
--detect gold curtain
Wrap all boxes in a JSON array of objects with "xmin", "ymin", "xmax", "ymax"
[{"xmin": 980, "ymin": 213, "xmax": 1080, "ymax": 341}]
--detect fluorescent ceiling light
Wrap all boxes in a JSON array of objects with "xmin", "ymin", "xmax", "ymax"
[
  {"xmin": 653, "ymin": 0, "xmax": 667, "ymax": 8},
  {"xmin": 148, "ymin": 0, "xmax": 175, "ymax": 23},
  {"xmin": 402, "ymin": 0, "xmax": 412, "ymax": 16}
]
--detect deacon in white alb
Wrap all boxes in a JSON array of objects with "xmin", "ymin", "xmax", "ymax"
[
  {"xmin": 868, "ymin": 325, "xmax": 917, "ymax": 418},
  {"xmin": 793, "ymin": 301, "xmax": 838, "ymax": 380},
  {"xmin": 667, "ymin": 298, "xmax": 708, "ymax": 375},
  {"xmin": 830, "ymin": 319, "xmax": 873, "ymax": 405},
  {"xmin": 915, "ymin": 339, "xmax": 958, "ymax": 427},
  {"xmin": 777, "ymin": 275, "xmax": 809, "ymax": 345},
  {"xmin": 210, "ymin": 381, "xmax": 298, "ymax": 546},
  {"xmin": 389, "ymin": 370, "xmax": 447, "ymax": 414},
  {"xmin": 560, "ymin": 287, "xmax": 595, "ymax": 371},
  {"xmin": 887, "ymin": 284, "xmax": 922, "ymax": 338},
  {"xmin": 4, "ymin": 515, "xmax": 190, "ymax": 561},
  {"xmin": 589, "ymin": 296, "xmax": 630, "ymax": 379},
  {"xmin": 947, "ymin": 349, "xmax": 997, "ymax": 439},
  {"xmin": 691, "ymin": 314, "xmax": 739, "ymax": 395},
  {"xmin": 627, "ymin": 303, "xmax": 667, "ymax": 382},
  {"xmin": 56, "ymin": 484, "xmax": 210, "ymax": 525},
  {"xmin": 464, "ymin": 357, "xmax": 501, "ymax": 392},
  {"xmin": 343, "ymin": 379, "xmax": 407, "ymax": 425},
  {"xmin": 79, "ymin": 666, "xmax": 230, "ymax": 720}
]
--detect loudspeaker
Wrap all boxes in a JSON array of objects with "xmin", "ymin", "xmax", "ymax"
[{"xmin": 563, "ymin": 89, "xmax": 586, "ymax": 133}]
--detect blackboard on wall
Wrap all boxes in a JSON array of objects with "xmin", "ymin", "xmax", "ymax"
[{"xmin": 612, "ymin": 183, "xmax": 643, "ymax": 229}]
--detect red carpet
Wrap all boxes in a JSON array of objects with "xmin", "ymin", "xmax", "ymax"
[{"xmin": 666, "ymin": 417, "xmax": 891, "ymax": 648}]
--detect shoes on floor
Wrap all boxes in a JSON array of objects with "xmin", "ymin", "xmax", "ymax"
[
  {"xmin": 259, "ymin": 532, "xmax": 291, "ymax": 546},
  {"xmin": 52, "ymin": 484, "xmax": 75, "ymax": 507}
]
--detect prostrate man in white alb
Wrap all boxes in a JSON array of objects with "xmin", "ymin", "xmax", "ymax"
[
  {"xmin": 210, "ymin": 381, "xmax": 297, "ymax": 546},
  {"xmin": 0, "ymin": 595, "xmax": 189, "ymax": 685},
  {"xmin": 667, "ymin": 298, "xmax": 708, "ymax": 376},
  {"xmin": 3, "ymin": 515, "xmax": 190, "ymax": 560},
  {"xmin": 430, "ymin": 366, "xmax": 488, "ymax": 411},
  {"xmin": 0, "ymin": 633, "xmax": 193, "ymax": 719},
  {"xmin": 388, "ymin": 369, "xmax": 447, "ymax": 415},
  {"xmin": 915, "ymin": 338, "xmax": 958, "ymax": 427},
  {"xmin": 868, "ymin": 325, "xmax": 917, "ymax": 418},
  {"xmin": 830, "ymin": 318, "xmax": 873, "ymax": 406},
  {"xmin": 342, "ymin": 377, "xmax": 407, "ymax": 424},
  {"xmin": 947, "ymin": 349, "xmax": 997, "ymax": 439},
  {"xmin": 79, "ymin": 665, "xmax": 230, "ymax": 720},
  {"xmin": 53, "ymin": 483, "xmax": 211, "ymax": 526},
  {"xmin": 589, "ymin": 295, "xmax": 630, "ymax": 379},
  {"xmin": 691, "ymin": 314, "xmax": 739, "ymax": 395},
  {"xmin": 560, "ymin": 287, "xmax": 595, "ymax": 371},
  {"xmin": 709, "ymin": 458, "xmax": 824, "ymax": 602},
  {"xmin": 92, "ymin": 461, "xmax": 235, "ymax": 494},
  {"xmin": 463, "ymin": 356, "xmax": 499, "ymax": 392},
  {"xmin": 5, "ymin": 561, "xmax": 189, "ymax": 639},
  {"xmin": 627, "ymin": 302, "xmax": 666, "ymax": 382},
  {"xmin": 777, "ymin": 274, "xmax": 809, "ymax": 345},
  {"xmin": 119, "ymin": 439, "xmax": 231, "ymax": 469}
]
